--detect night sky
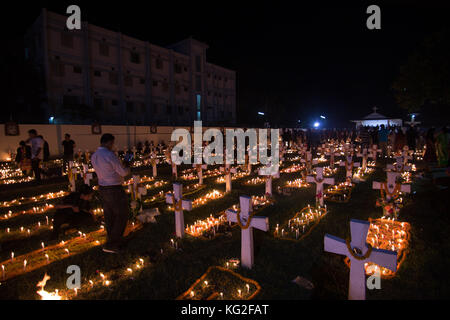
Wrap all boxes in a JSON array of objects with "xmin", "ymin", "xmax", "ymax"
[{"xmin": 2, "ymin": 1, "xmax": 449, "ymax": 127}]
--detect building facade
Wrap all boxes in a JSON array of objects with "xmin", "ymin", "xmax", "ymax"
[{"xmin": 25, "ymin": 9, "xmax": 236, "ymax": 126}]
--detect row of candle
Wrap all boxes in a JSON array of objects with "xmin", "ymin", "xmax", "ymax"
[
  {"xmin": 185, "ymin": 214, "xmax": 227, "ymax": 237},
  {"xmin": 274, "ymin": 205, "xmax": 327, "ymax": 240}
]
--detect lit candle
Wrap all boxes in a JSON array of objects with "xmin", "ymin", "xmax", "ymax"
[
  {"xmin": 11, "ymin": 252, "xmax": 14, "ymax": 261},
  {"xmin": 238, "ymin": 289, "xmax": 241, "ymax": 297},
  {"xmin": 45, "ymin": 254, "xmax": 49, "ymax": 263},
  {"xmin": 1, "ymin": 265, "xmax": 4, "ymax": 279},
  {"xmin": 23, "ymin": 260, "xmax": 27, "ymax": 271}
]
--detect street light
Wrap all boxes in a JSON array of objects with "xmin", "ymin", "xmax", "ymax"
[
  {"xmin": 258, "ymin": 112, "xmax": 265, "ymax": 116},
  {"xmin": 320, "ymin": 115, "xmax": 326, "ymax": 119},
  {"xmin": 314, "ymin": 122, "xmax": 320, "ymax": 128}
]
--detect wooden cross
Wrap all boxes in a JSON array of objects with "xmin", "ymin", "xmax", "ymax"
[
  {"xmin": 165, "ymin": 183, "xmax": 193, "ymax": 238},
  {"xmin": 386, "ymin": 156, "xmax": 411, "ymax": 173},
  {"xmin": 372, "ymin": 171, "xmax": 411, "ymax": 201},
  {"xmin": 68, "ymin": 161, "xmax": 77, "ymax": 192},
  {"xmin": 150, "ymin": 152, "xmax": 159, "ymax": 177},
  {"xmin": 356, "ymin": 149, "xmax": 370, "ymax": 171},
  {"xmin": 82, "ymin": 164, "xmax": 93, "ymax": 186},
  {"xmin": 220, "ymin": 164, "xmax": 237, "ymax": 192},
  {"xmin": 324, "ymin": 219, "xmax": 397, "ymax": 300},
  {"xmin": 258, "ymin": 163, "xmax": 280, "ymax": 196},
  {"xmin": 226, "ymin": 196, "xmax": 269, "ymax": 269},
  {"xmin": 193, "ymin": 163, "xmax": 208, "ymax": 185},
  {"xmin": 325, "ymin": 146, "xmax": 341, "ymax": 169},
  {"xmin": 339, "ymin": 156, "xmax": 361, "ymax": 180},
  {"xmin": 307, "ymin": 167, "xmax": 335, "ymax": 207}
]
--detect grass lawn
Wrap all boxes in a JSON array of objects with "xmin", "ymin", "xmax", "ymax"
[{"xmin": 0, "ymin": 159, "xmax": 449, "ymax": 300}]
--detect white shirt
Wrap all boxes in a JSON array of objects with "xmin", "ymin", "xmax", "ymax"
[
  {"xmin": 30, "ymin": 137, "xmax": 44, "ymax": 160},
  {"xmin": 91, "ymin": 147, "xmax": 130, "ymax": 186}
]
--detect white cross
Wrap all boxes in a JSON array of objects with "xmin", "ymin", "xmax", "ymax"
[
  {"xmin": 324, "ymin": 219, "xmax": 397, "ymax": 300},
  {"xmin": 258, "ymin": 163, "xmax": 280, "ymax": 196},
  {"xmin": 220, "ymin": 164, "xmax": 237, "ymax": 192},
  {"xmin": 357, "ymin": 149, "xmax": 370, "ymax": 171},
  {"xmin": 193, "ymin": 163, "xmax": 208, "ymax": 185},
  {"xmin": 386, "ymin": 156, "xmax": 411, "ymax": 173},
  {"xmin": 307, "ymin": 167, "xmax": 335, "ymax": 207},
  {"xmin": 226, "ymin": 196, "xmax": 269, "ymax": 269},
  {"xmin": 372, "ymin": 171, "xmax": 411, "ymax": 201},
  {"xmin": 325, "ymin": 147, "xmax": 341, "ymax": 169},
  {"xmin": 82, "ymin": 164, "xmax": 93, "ymax": 186},
  {"xmin": 339, "ymin": 156, "xmax": 361, "ymax": 179},
  {"xmin": 165, "ymin": 183, "xmax": 193, "ymax": 238},
  {"xmin": 401, "ymin": 147, "xmax": 413, "ymax": 164}
]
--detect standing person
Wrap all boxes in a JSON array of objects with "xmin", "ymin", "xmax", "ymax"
[
  {"xmin": 394, "ymin": 128, "xmax": 406, "ymax": 152},
  {"xmin": 423, "ymin": 128, "xmax": 437, "ymax": 170},
  {"xmin": 436, "ymin": 126, "xmax": 449, "ymax": 167},
  {"xmin": 15, "ymin": 141, "xmax": 32, "ymax": 175},
  {"xmin": 38, "ymin": 135, "xmax": 50, "ymax": 162},
  {"xmin": 26, "ymin": 129, "xmax": 44, "ymax": 183},
  {"xmin": 62, "ymin": 134, "xmax": 76, "ymax": 172},
  {"xmin": 378, "ymin": 124, "xmax": 389, "ymax": 157},
  {"xmin": 91, "ymin": 133, "xmax": 130, "ymax": 253},
  {"xmin": 406, "ymin": 126, "xmax": 417, "ymax": 151}
]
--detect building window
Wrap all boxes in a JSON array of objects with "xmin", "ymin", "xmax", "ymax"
[
  {"xmin": 99, "ymin": 43, "xmax": 109, "ymax": 57},
  {"xmin": 140, "ymin": 78, "xmax": 145, "ymax": 85},
  {"xmin": 152, "ymin": 80, "xmax": 158, "ymax": 87},
  {"xmin": 109, "ymin": 73, "xmax": 118, "ymax": 85},
  {"xmin": 73, "ymin": 66, "xmax": 82, "ymax": 74},
  {"xmin": 124, "ymin": 76, "xmax": 133, "ymax": 87},
  {"xmin": 174, "ymin": 63, "xmax": 182, "ymax": 74},
  {"xmin": 94, "ymin": 70, "xmax": 102, "ymax": 77},
  {"xmin": 175, "ymin": 83, "xmax": 180, "ymax": 94},
  {"xmin": 93, "ymin": 98, "xmax": 103, "ymax": 109},
  {"xmin": 130, "ymin": 51, "xmax": 140, "ymax": 64},
  {"xmin": 178, "ymin": 106, "xmax": 183, "ymax": 114},
  {"xmin": 162, "ymin": 81, "xmax": 169, "ymax": 92},
  {"xmin": 111, "ymin": 99, "xmax": 118, "ymax": 106},
  {"xmin": 184, "ymin": 86, "xmax": 188, "ymax": 92},
  {"xmin": 155, "ymin": 58, "xmax": 163, "ymax": 69},
  {"xmin": 51, "ymin": 61, "xmax": 65, "ymax": 77},
  {"xmin": 167, "ymin": 105, "xmax": 171, "ymax": 114},
  {"xmin": 61, "ymin": 33, "xmax": 73, "ymax": 48},
  {"xmin": 195, "ymin": 55, "xmax": 201, "ymax": 72}
]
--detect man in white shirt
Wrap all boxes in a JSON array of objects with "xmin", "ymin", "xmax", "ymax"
[
  {"xmin": 91, "ymin": 133, "xmax": 130, "ymax": 253},
  {"xmin": 26, "ymin": 129, "xmax": 44, "ymax": 183}
]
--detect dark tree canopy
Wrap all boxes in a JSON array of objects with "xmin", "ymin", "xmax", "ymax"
[{"xmin": 392, "ymin": 30, "xmax": 450, "ymax": 113}]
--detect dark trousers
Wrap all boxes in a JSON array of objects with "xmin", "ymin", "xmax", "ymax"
[
  {"xmin": 63, "ymin": 154, "xmax": 74, "ymax": 172},
  {"xmin": 99, "ymin": 186, "xmax": 130, "ymax": 248},
  {"xmin": 32, "ymin": 158, "xmax": 41, "ymax": 182}
]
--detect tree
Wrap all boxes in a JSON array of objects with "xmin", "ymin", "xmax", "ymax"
[{"xmin": 392, "ymin": 30, "xmax": 450, "ymax": 113}]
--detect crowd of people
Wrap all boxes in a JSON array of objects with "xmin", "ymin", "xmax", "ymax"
[{"xmin": 282, "ymin": 125, "xmax": 449, "ymax": 168}]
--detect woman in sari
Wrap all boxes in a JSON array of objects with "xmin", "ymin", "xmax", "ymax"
[
  {"xmin": 423, "ymin": 128, "xmax": 437, "ymax": 170},
  {"xmin": 436, "ymin": 127, "xmax": 449, "ymax": 167}
]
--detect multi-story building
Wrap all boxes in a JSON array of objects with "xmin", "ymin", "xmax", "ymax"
[{"xmin": 25, "ymin": 9, "xmax": 236, "ymax": 126}]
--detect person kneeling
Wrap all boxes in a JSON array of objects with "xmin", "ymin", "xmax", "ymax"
[{"xmin": 51, "ymin": 184, "xmax": 99, "ymax": 239}]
